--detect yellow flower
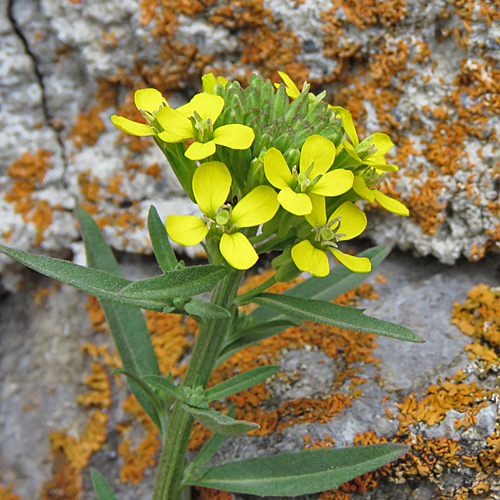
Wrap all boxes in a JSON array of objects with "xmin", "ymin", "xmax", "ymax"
[
  {"xmin": 166, "ymin": 161, "xmax": 279, "ymax": 270},
  {"xmin": 111, "ymin": 88, "xmax": 168, "ymax": 136},
  {"xmin": 332, "ymin": 108, "xmax": 398, "ymax": 172},
  {"xmin": 156, "ymin": 93, "xmax": 254, "ymax": 161},
  {"xmin": 353, "ymin": 176, "xmax": 409, "ymax": 216},
  {"xmin": 275, "ymin": 71, "xmax": 302, "ymax": 99},
  {"xmin": 264, "ymin": 135, "xmax": 353, "ymax": 216},
  {"xmin": 291, "ymin": 197, "xmax": 371, "ymax": 277},
  {"xmin": 202, "ymin": 73, "xmax": 229, "ymax": 94}
]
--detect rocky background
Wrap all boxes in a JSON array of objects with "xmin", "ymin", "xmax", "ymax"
[{"xmin": 1, "ymin": 0, "xmax": 500, "ymax": 499}]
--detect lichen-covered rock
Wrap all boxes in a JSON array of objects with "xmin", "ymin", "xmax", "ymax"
[{"xmin": 1, "ymin": 0, "xmax": 499, "ymax": 273}]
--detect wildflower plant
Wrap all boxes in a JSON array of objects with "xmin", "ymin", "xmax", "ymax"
[{"xmin": 1, "ymin": 72, "xmax": 420, "ymax": 500}]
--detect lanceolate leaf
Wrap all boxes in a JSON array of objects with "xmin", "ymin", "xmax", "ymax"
[
  {"xmin": 205, "ymin": 365, "xmax": 280, "ymax": 401},
  {"xmin": 185, "ymin": 405, "xmax": 237, "ymax": 474},
  {"xmin": 252, "ymin": 293, "xmax": 423, "ymax": 343},
  {"xmin": 186, "ymin": 444, "xmax": 409, "ymax": 496},
  {"xmin": 143, "ymin": 375, "xmax": 184, "ymax": 402},
  {"xmin": 118, "ymin": 265, "xmax": 227, "ymax": 300},
  {"xmin": 184, "ymin": 298, "xmax": 231, "ymax": 319},
  {"xmin": 76, "ymin": 206, "xmax": 162, "ymax": 429},
  {"xmin": 91, "ymin": 469, "xmax": 118, "ymax": 500},
  {"xmin": 148, "ymin": 205, "xmax": 178, "ymax": 272},
  {"xmin": 182, "ymin": 404, "xmax": 259, "ymax": 436},
  {"xmin": 251, "ymin": 245, "xmax": 391, "ymax": 325},
  {"xmin": 0, "ymin": 245, "xmax": 225, "ymax": 313}
]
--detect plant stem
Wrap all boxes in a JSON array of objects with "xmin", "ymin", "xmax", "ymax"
[{"xmin": 152, "ymin": 268, "xmax": 245, "ymax": 500}]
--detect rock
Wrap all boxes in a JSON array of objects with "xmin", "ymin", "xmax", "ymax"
[{"xmin": 1, "ymin": 0, "xmax": 499, "ymax": 273}]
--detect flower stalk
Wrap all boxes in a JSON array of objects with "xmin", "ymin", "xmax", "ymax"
[{"xmin": 152, "ymin": 267, "xmax": 246, "ymax": 500}]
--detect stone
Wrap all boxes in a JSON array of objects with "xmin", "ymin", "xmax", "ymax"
[{"xmin": 1, "ymin": 0, "xmax": 499, "ymax": 275}]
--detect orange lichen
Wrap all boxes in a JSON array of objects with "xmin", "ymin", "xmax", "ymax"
[
  {"xmin": 0, "ymin": 484, "xmax": 22, "ymax": 500},
  {"xmin": 406, "ymin": 175, "xmax": 446, "ymax": 235},
  {"xmin": 71, "ymin": 105, "xmax": 106, "ymax": 148},
  {"xmin": 33, "ymin": 286, "xmax": 52, "ymax": 305},
  {"xmin": 396, "ymin": 381, "xmax": 490, "ymax": 427},
  {"xmin": 117, "ymin": 395, "xmax": 160, "ymax": 485},
  {"xmin": 193, "ymin": 487, "xmax": 232, "ymax": 500}
]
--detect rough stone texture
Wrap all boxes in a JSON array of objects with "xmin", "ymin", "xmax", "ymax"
[{"xmin": 0, "ymin": 0, "xmax": 499, "ymax": 275}]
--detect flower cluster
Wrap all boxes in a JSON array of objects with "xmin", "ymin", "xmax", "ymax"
[{"xmin": 112, "ymin": 72, "xmax": 408, "ymax": 277}]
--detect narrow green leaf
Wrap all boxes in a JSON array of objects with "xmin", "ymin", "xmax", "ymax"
[
  {"xmin": 230, "ymin": 319, "xmax": 297, "ymax": 341},
  {"xmin": 112, "ymin": 369, "xmax": 163, "ymax": 409},
  {"xmin": 76, "ymin": 206, "xmax": 123, "ymax": 277},
  {"xmin": 91, "ymin": 469, "xmax": 118, "ymax": 500},
  {"xmin": 187, "ymin": 444, "xmax": 409, "ymax": 496},
  {"xmin": 216, "ymin": 337, "xmax": 261, "ymax": 366},
  {"xmin": 205, "ymin": 365, "xmax": 280, "ymax": 401},
  {"xmin": 251, "ymin": 245, "xmax": 391, "ymax": 325},
  {"xmin": 148, "ymin": 205, "xmax": 178, "ymax": 272},
  {"xmin": 143, "ymin": 375, "xmax": 184, "ymax": 401},
  {"xmin": 185, "ymin": 405, "xmax": 237, "ymax": 475},
  {"xmin": 76, "ymin": 206, "xmax": 162, "ymax": 429},
  {"xmin": 182, "ymin": 404, "xmax": 259, "ymax": 436},
  {"xmin": 184, "ymin": 298, "xmax": 231, "ymax": 319},
  {"xmin": 0, "ymin": 244, "xmax": 172, "ymax": 313},
  {"xmin": 119, "ymin": 265, "xmax": 227, "ymax": 300},
  {"xmin": 252, "ymin": 293, "xmax": 424, "ymax": 343}
]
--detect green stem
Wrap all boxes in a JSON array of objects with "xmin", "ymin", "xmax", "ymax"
[
  {"xmin": 235, "ymin": 273, "xmax": 277, "ymax": 305},
  {"xmin": 152, "ymin": 268, "xmax": 245, "ymax": 500}
]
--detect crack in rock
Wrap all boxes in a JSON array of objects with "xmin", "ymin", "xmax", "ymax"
[{"xmin": 7, "ymin": 0, "xmax": 67, "ymax": 165}]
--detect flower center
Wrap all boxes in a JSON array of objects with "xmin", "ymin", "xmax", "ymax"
[
  {"xmin": 292, "ymin": 162, "xmax": 321, "ymax": 192},
  {"xmin": 313, "ymin": 216, "xmax": 346, "ymax": 248},
  {"xmin": 192, "ymin": 111, "xmax": 214, "ymax": 143},
  {"xmin": 202, "ymin": 204, "xmax": 238, "ymax": 233}
]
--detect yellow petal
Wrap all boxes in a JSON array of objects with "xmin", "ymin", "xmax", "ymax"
[
  {"xmin": 193, "ymin": 161, "xmax": 232, "ymax": 215},
  {"xmin": 264, "ymin": 148, "xmax": 293, "ymax": 189},
  {"xmin": 365, "ymin": 154, "xmax": 399, "ymax": 172},
  {"xmin": 342, "ymin": 137, "xmax": 362, "ymax": 162},
  {"xmin": 330, "ymin": 201, "xmax": 367, "ymax": 241},
  {"xmin": 185, "ymin": 140, "xmax": 216, "ymax": 161},
  {"xmin": 166, "ymin": 215, "xmax": 208, "ymax": 246},
  {"xmin": 202, "ymin": 73, "xmax": 218, "ymax": 94},
  {"xmin": 352, "ymin": 176, "xmax": 375, "ymax": 202},
  {"xmin": 213, "ymin": 124, "xmax": 255, "ymax": 149},
  {"xmin": 189, "ymin": 93, "xmax": 224, "ymax": 122},
  {"xmin": 300, "ymin": 135, "xmax": 336, "ymax": 177},
  {"xmin": 291, "ymin": 240, "xmax": 329, "ymax": 277},
  {"xmin": 157, "ymin": 107, "xmax": 194, "ymax": 142},
  {"xmin": 278, "ymin": 188, "xmax": 312, "ymax": 216},
  {"xmin": 329, "ymin": 106, "xmax": 359, "ymax": 146},
  {"xmin": 231, "ymin": 186, "xmax": 279, "ymax": 228},
  {"xmin": 367, "ymin": 133, "xmax": 394, "ymax": 155},
  {"xmin": 305, "ymin": 194, "xmax": 327, "ymax": 227},
  {"xmin": 373, "ymin": 190, "xmax": 409, "ymax": 216},
  {"xmin": 201, "ymin": 74, "xmax": 229, "ymax": 94},
  {"xmin": 330, "ymin": 248, "xmax": 371, "ymax": 273},
  {"xmin": 277, "ymin": 71, "xmax": 301, "ymax": 98},
  {"xmin": 134, "ymin": 88, "xmax": 167, "ymax": 112},
  {"xmin": 111, "ymin": 115, "xmax": 155, "ymax": 136},
  {"xmin": 220, "ymin": 232, "xmax": 258, "ymax": 270},
  {"xmin": 309, "ymin": 169, "xmax": 353, "ymax": 197}
]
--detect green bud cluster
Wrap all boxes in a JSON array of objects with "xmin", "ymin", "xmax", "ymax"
[{"xmin": 214, "ymin": 75, "xmax": 343, "ymax": 184}]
